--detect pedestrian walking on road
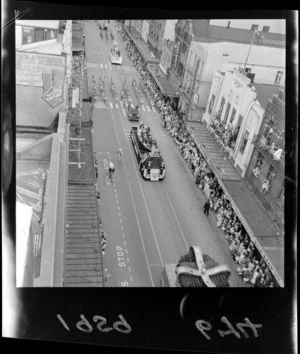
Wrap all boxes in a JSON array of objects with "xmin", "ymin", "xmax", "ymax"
[
  {"xmin": 108, "ymin": 162, "xmax": 115, "ymax": 181},
  {"xmin": 203, "ymin": 198, "xmax": 210, "ymax": 216}
]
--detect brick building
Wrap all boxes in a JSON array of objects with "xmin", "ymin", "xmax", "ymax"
[{"xmin": 245, "ymin": 89, "xmax": 285, "ymax": 229}]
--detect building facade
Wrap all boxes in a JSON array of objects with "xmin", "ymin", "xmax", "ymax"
[
  {"xmin": 169, "ymin": 20, "xmax": 285, "ymax": 122},
  {"xmin": 16, "ymin": 20, "xmax": 59, "ymax": 49},
  {"xmin": 169, "ymin": 19, "xmax": 193, "ymax": 93},
  {"xmin": 159, "ymin": 38, "xmax": 174, "ymax": 75},
  {"xmin": 245, "ymin": 90, "xmax": 285, "ymax": 228},
  {"xmin": 203, "ymin": 68, "xmax": 267, "ymax": 177},
  {"xmin": 147, "ymin": 20, "xmax": 166, "ymax": 58}
]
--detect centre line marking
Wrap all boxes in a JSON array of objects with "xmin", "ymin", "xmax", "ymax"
[
  {"xmin": 128, "ymin": 267, "xmax": 131, "ymax": 272},
  {"xmin": 105, "ymin": 64, "xmax": 107, "ymax": 69},
  {"xmin": 165, "ymin": 190, "xmax": 189, "ymax": 250},
  {"xmin": 109, "ymin": 94, "xmax": 155, "ymax": 287},
  {"xmin": 127, "ymin": 257, "xmax": 129, "ymax": 263},
  {"xmin": 124, "ymin": 241, "xmax": 126, "ymax": 245}
]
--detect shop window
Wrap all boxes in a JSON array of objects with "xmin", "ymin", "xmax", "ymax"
[
  {"xmin": 239, "ymin": 130, "xmax": 249, "ymax": 153},
  {"xmin": 22, "ymin": 26, "xmax": 34, "ymax": 45},
  {"xmin": 45, "ymin": 29, "xmax": 56, "ymax": 40},
  {"xmin": 35, "ymin": 28, "xmax": 44, "ymax": 42},
  {"xmin": 274, "ymin": 71, "xmax": 283, "ymax": 85},
  {"xmin": 230, "ymin": 107, "xmax": 236, "ymax": 123}
]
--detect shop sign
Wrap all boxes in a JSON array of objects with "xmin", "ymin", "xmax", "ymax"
[{"xmin": 16, "ymin": 51, "xmax": 65, "ymax": 108}]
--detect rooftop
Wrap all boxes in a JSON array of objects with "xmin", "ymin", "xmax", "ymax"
[
  {"xmin": 253, "ymin": 83, "xmax": 285, "ymax": 109},
  {"xmin": 191, "ymin": 20, "xmax": 286, "ymax": 48}
]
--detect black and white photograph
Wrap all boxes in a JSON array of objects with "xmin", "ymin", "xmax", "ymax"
[
  {"xmin": 2, "ymin": 3, "xmax": 297, "ymax": 353},
  {"xmin": 14, "ymin": 18, "xmax": 287, "ymax": 288}
]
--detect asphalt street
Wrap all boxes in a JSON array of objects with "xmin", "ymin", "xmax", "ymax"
[{"xmin": 84, "ymin": 20, "xmax": 245, "ymax": 287}]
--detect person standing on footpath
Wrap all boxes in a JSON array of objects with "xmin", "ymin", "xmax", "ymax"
[{"xmin": 203, "ymin": 198, "xmax": 210, "ymax": 216}]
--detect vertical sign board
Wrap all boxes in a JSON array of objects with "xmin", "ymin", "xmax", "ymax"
[{"xmin": 16, "ymin": 51, "xmax": 66, "ymax": 108}]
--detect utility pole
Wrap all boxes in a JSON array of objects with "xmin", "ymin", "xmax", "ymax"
[{"xmin": 185, "ymin": 58, "xmax": 200, "ymax": 131}]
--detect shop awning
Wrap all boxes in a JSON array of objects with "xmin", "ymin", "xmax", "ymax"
[
  {"xmin": 186, "ymin": 122, "xmax": 284, "ymax": 286},
  {"xmin": 124, "ymin": 26, "xmax": 159, "ymax": 65},
  {"xmin": 147, "ymin": 66, "xmax": 178, "ymax": 98},
  {"xmin": 72, "ymin": 35, "xmax": 83, "ymax": 51}
]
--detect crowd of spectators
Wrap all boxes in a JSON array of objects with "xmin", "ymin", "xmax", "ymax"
[{"xmin": 115, "ymin": 21, "xmax": 278, "ymax": 287}]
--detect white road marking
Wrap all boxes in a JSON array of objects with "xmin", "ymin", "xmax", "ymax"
[
  {"xmin": 152, "ymin": 107, "xmax": 156, "ymax": 112},
  {"xmin": 124, "ymin": 241, "xmax": 126, "ymax": 245},
  {"xmin": 109, "ymin": 90, "xmax": 155, "ymax": 287},
  {"xmin": 121, "ymin": 226, "xmax": 123, "ymax": 230},
  {"xmin": 127, "ymin": 257, "xmax": 129, "ymax": 263},
  {"xmin": 100, "ymin": 64, "xmax": 103, "ymax": 68},
  {"xmin": 117, "ymin": 206, "xmax": 120, "ymax": 210},
  {"xmin": 147, "ymin": 106, "xmax": 151, "ymax": 112},
  {"xmin": 121, "ymin": 102, "xmax": 126, "ymax": 117},
  {"xmin": 165, "ymin": 191, "xmax": 189, "ymax": 250},
  {"xmin": 108, "ymin": 61, "xmax": 112, "ymax": 70},
  {"xmin": 149, "ymin": 264, "xmax": 162, "ymax": 267},
  {"xmin": 116, "ymin": 103, "xmax": 118, "ymax": 109},
  {"xmin": 116, "ymin": 107, "xmax": 164, "ymax": 267},
  {"xmin": 105, "ymin": 64, "xmax": 107, "ymax": 69},
  {"xmin": 125, "ymin": 249, "xmax": 127, "ymax": 254},
  {"xmin": 128, "ymin": 267, "xmax": 131, "ymax": 272},
  {"xmin": 110, "ymin": 102, "xmax": 113, "ymax": 108},
  {"xmin": 142, "ymin": 105, "xmax": 145, "ymax": 111},
  {"xmin": 116, "ymin": 200, "xmax": 119, "ymax": 204}
]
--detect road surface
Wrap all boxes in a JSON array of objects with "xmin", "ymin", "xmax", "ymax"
[{"xmin": 83, "ymin": 20, "xmax": 245, "ymax": 287}]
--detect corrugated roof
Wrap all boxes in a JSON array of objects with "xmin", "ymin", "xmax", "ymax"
[
  {"xmin": 253, "ymin": 83, "xmax": 284, "ymax": 109},
  {"xmin": 191, "ymin": 20, "xmax": 286, "ymax": 47}
]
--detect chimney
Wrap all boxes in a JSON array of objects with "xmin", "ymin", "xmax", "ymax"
[
  {"xmin": 227, "ymin": 21, "xmax": 231, "ymax": 28},
  {"xmin": 251, "ymin": 24, "xmax": 259, "ymax": 31},
  {"xmin": 262, "ymin": 26, "xmax": 270, "ymax": 33}
]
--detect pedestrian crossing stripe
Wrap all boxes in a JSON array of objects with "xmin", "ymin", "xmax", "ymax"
[
  {"xmin": 110, "ymin": 102, "xmax": 113, "ymax": 108},
  {"xmin": 147, "ymin": 106, "xmax": 151, "ymax": 111},
  {"xmin": 116, "ymin": 103, "xmax": 118, "ymax": 109},
  {"xmin": 100, "ymin": 64, "xmax": 103, "ymax": 68},
  {"xmin": 142, "ymin": 106, "xmax": 145, "ymax": 111},
  {"xmin": 152, "ymin": 108, "xmax": 156, "ymax": 112},
  {"xmin": 94, "ymin": 102, "xmax": 110, "ymax": 109},
  {"xmin": 105, "ymin": 64, "xmax": 107, "ymax": 69}
]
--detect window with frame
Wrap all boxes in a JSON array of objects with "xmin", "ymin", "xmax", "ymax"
[
  {"xmin": 22, "ymin": 26, "xmax": 34, "ymax": 44},
  {"xmin": 276, "ymin": 185, "xmax": 284, "ymax": 203},
  {"xmin": 274, "ymin": 71, "xmax": 283, "ymax": 85},
  {"xmin": 208, "ymin": 94, "xmax": 215, "ymax": 113},
  {"xmin": 177, "ymin": 62, "xmax": 184, "ymax": 78},
  {"xmin": 223, "ymin": 103, "xmax": 231, "ymax": 124},
  {"xmin": 230, "ymin": 107, "xmax": 236, "ymax": 123},
  {"xmin": 239, "ymin": 130, "xmax": 249, "ymax": 153},
  {"xmin": 253, "ymin": 152, "xmax": 264, "ymax": 177}
]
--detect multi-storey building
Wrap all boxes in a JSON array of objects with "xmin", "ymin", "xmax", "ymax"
[
  {"xmin": 245, "ymin": 89, "xmax": 285, "ymax": 228},
  {"xmin": 203, "ymin": 68, "xmax": 284, "ymax": 177},
  {"xmin": 147, "ymin": 20, "xmax": 177, "ymax": 59},
  {"xmin": 16, "ymin": 20, "xmax": 59, "ymax": 49},
  {"xmin": 170, "ymin": 20, "xmax": 285, "ymax": 121}
]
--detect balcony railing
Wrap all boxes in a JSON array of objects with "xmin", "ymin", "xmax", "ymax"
[{"xmin": 255, "ymin": 139, "xmax": 284, "ymax": 175}]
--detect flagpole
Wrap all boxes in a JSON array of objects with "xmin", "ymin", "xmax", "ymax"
[{"xmin": 244, "ymin": 29, "xmax": 258, "ymax": 71}]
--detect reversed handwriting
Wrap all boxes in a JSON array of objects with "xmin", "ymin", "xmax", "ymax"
[
  {"xmin": 57, "ymin": 314, "xmax": 132, "ymax": 334},
  {"xmin": 195, "ymin": 316, "xmax": 262, "ymax": 340}
]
